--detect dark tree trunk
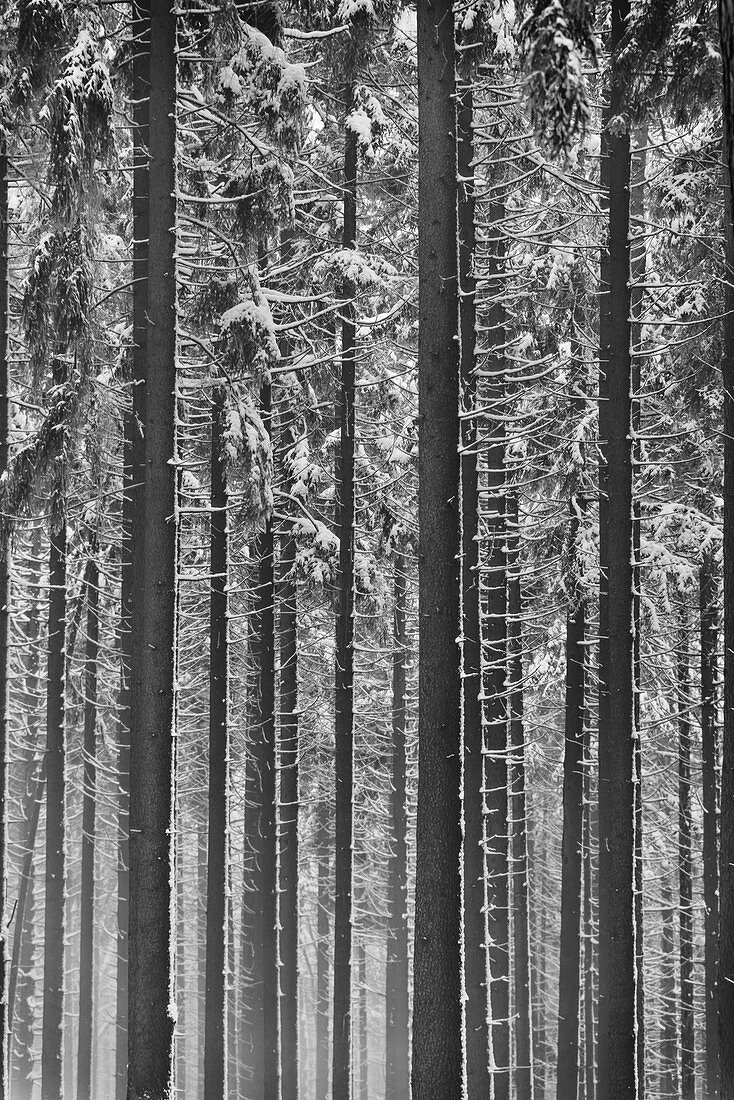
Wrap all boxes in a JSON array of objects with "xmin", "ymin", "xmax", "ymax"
[
  {"xmin": 484, "ymin": 200, "xmax": 510, "ymax": 1100},
  {"xmin": 246, "ymin": 377, "xmax": 278, "ymax": 1100},
  {"xmin": 718, "ymin": 11, "xmax": 734, "ymax": 1089},
  {"xmin": 385, "ymin": 553, "xmax": 409, "ymax": 1100},
  {"xmin": 582, "ymin": 730, "xmax": 596, "ymax": 1100},
  {"xmin": 128, "ymin": 0, "xmax": 178, "ymax": 1095},
  {"xmin": 205, "ymin": 385, "xmax": 229, "ymax": 1100},
  {"xmin": 557, "ymin": 504, "xmax": 586, "ymax": 1100},
  {"xmin": 77, "ymin": 555, "xmax": 100, "ymax": 1100},
  {"xmin": 457, "ymin": 66, "xmax": 490, "ymax": 1100},
  {"xmin": 279, "ymin": 518, "xmax": 299, "ymax": 1100},
  {"xmin": 333, "ymin": 78, "xmax": 357, "ymax": 1100},
  {"xmin": 412, "ymin": 3, "xmax": 463, "ymax": 1098},
  {"xmin": 316, "ymin": 797, "xmax": 331, "ymax": 1100},
  {"xmin": 0, "ymin": 134, "xmax": 8, "ymax": 1100},
  {"xmin": 596, "ymin": 1, "xmax": 636, "ymax": 1096},
  {"xmin": 678, "ymin": 623, "xmax": 695, "ymax": 1100},
  {"xmin": 659, "ymin": 877, "xmax": 679, "ymax": 1098},
  {"xmin": 11, "ymin": 859, "xmax": 36, "ymax": 1100},
  {"xmin": 41, "ymin": 398, "xmax": 67, "ymax": 1100},
  {"xmin": 507, "ymin": 498, "xmax": 531, "ymax": 1100},
  {"xmin": 700, "ymin": 551, "xmax": 719, "ymax": 1099},
  {"xmin": 116, "ymin": 409, "xmax": 133, "ymax": 1100}
]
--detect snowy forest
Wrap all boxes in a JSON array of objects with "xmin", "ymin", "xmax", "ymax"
[{"xmin": 6, "ymin": 0, "xmax": 734, "ymax": 1099}]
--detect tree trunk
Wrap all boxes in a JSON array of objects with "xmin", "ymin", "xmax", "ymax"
[
  {"xmin": 0, "ymin": 134, "xmax": 9, "ymax": 1100},
  {"xmin": 556, "ymin": 504, "xmax": 586, "ymax": 1100},
  {"xmin": 41, "ymin": 378, "xmax": 67, "ymax": 1100},
  {"xmin": 116, "ymin": 408, "xmax": 133, "ymax": 1100},
  {"xmin": 659, "ymin": 877, "xmax": 679, "ymax": 1098},
  {"xmin": 315, "ymin": 797, "xmax": 331, "ymax": 1100},
  {"xmin": 678, "ymin": 622, "xmax": 695, "ymax": 1100},
  {"xmin": 718, "ymin": 10, "xmax": 734, "ymax": 1088},
  {"xmin": 700, "ymin": 551, "xmax": 719, "ymax": 1099},
  {"xmin": 484, "ymin": 197, "xmax": 510, "ymax": 1100},
  {"xmin": 385, "ymin": 553, "xmax": 409, "ymax": 1100},
  {"xmin": 332, "ymin": 77, "xmax": 357, "ymax": 1100},
  {"xmin": 246, "ymin": 377, "xmax": 278, "ymax": 1100},
  {"xmin": 205, "ymin": 383, "xmax": 229, "ymax": 1100},
  {"xmin": 596, "ymin": 1, "xmax": 636, "ymax": 1096},
  {"xmin": 582, "ymin": 729, "xmax": 596, "ymax": 1100},
  {"xmin": 77, "ymin": 555, "xmax": 99, "ymax": 1100},
  {"xmin": 128, "ymin": 0, "xmax": 178, "ymax": 1094},
  {"xmin": 412, "ymin": 4, "xmax": 463, "ymax": 1098},
  {"xmin": 279, "ymin": 517, "xmax": 299, "ymax": 1100},
  {"xmin": 508, "ymin": 497, "xmax": 531, "ymax": 1100},
  {"xmin": 457, "ymin": 65, "xmax": 490, "ymax": 1100},
  {"xmin": 357, "ymin": 940, "xmax": 368, "ymax": 1100}
]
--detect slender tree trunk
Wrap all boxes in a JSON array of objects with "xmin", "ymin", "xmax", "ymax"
[
  {"xmin": 0, "ymin": 134, "xmax": 9, "ymax": 1100},
  {"xmin": 128, "ymin": 0, "xmax": 178, "ymax": 1095},
  {"xmin": 457, "ymin": 65, "xmax": 490, "ymax": 1100},
  {"xmin": 357, "ymin": 940, "xmax": 368, "ymax": 1100},
  {"xmin": 582, "ymin": 731, "xmax": 596, "ymax": 1100},
  {"xmin": 41, "ymin": 368, "xmax": 67, "ymax": 1100},
  {"xmin": 77, "ymin": 555, "xmax": 99, "ymax": 1100},
  {"xmin": 678, "ymin": 622, "xmax": 695, "ymax": 1100},
  {"xmin": 412, "ymin": 4, "xmax": 463, "ymax": 1098},
  {"xmin": 176, "ymin": 828, "xmax": 187, "ymax": 1100},
  {"xmin": 116, "ymin": 409, "xmax": 132, "ymax": 1100},
  {"xmin": 484, "ymin": 200, "xmax": 510, "ymax": 1100},
  {"xmin": 700, "ymin": 551, "xmax": 719, "ymax": 1099},
  {"xmin": 333, "ymin": 77, "xmax": 357, "ymax": 1100},
  {"xmin": 659, "ymin": 877, "xmax": 679, "ymax": 1098},
  {"xmin": 247, "ymin": 377, "xmax": 278, "ymax": 1100},
  {"xmin": 596, "ymin": 1, "xmax": 636, "ymax": 1096},
  {"xmin": 718, "ymin": 13, "xmax": 734, "ymax": 1089},
  {"xmin": 507, "ymin": 497, "xmax": 531, "ymax": 1100},
  {"xmin": 279, "ymin": 516, "xmax": 299, "ymax": 1100},
  {"xmin": 11, "ymin": 859, "xmax": 36, "ymax": 1100},
  {"xmin": 557, "ymin": 501, "xmax": 586, "ymax": 1100},
  {"xmin": 316, "ymin": 797, "xmax": 331, "ymax": 1100},
  {"xmin": 205, "ymin": 384, "xmax": 229, "ymax": 1100},
  {"xmin": 385, "ymin": 553, "xmax": 409, "ymax": 1100}
]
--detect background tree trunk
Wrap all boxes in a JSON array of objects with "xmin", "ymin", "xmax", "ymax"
[{"xmin": 700, "ymin": 551, "xmax": 719, "ymax": 1099}]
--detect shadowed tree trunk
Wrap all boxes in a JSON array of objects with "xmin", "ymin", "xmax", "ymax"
[
  {"xmin": 508, "ymin": 495, "xmax": 531, "ymax": 1100},
  {"xmin": 596, "ymin": 1, "xmax": 636, "ymax": 1096},
  {"xmin": 77, "ymin": 554, "xmax": 100, "ymax": 1100},
  {"xmin": 556, "ymin": 501, "xmax": 586, "ymax": 1100},
  {"xmin": 700, "ymin": 551, "xmax": 719, "ymax": 1099},
  {"xmin": 716, "ymin": 5, "xmax": 734, "ymax": 1093},
  {"xmin": 205, "ymin": 384, "xmax": 229, "ymax": 1100},
  {"xmin": 116, "ymin": 409, "xmax": 132, "ymax": 1100},
  {"xmin": 412, "ymin": 3, "xmax": 463, "ymax": 1098},
  {"xmin": 41, "ymin": 360, "xmax": 68, "ymax": 1100},
  {"xmin": 333, "ymin": 77, "xmax": 357, "ymax": 1100},
  {"xmin": 128, "ymin": 0, "xmax": 178, "ymax": 1095},
  {"xmin": 457, "ymin": 64, "xmax": 490, "ymax": 1100},
  {"xmin": 279, "ymin": 480, "xmax": 299, "ymax": 1100},
  {"xmin": 678, "ymin": 621, "xmax": 695, "ymax": 1100},
  {"xmin": 385, "ymin": 551, "xmax": 409, "ymax": 1100}
]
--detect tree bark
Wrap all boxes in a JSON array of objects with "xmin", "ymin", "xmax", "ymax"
[
  {"xmin": 457, "ymin": 65, "xmax": 490, "ymax": 1100},
  {"xmin": 700, "ymin": 551, "xmax": 719, "ymax": 1099},
  {"xmin": 385, "ymin": 553, "xmax": 409, "ymax": 1100},
  {"xmin": 0, "ymin": 134, "xmax": 9, "ymax": 1100},
  {"xmin": 557, "ymin": 504, "xmax": 586, "ymax": 1100},
  {"xmin": 128, "ymin": 0, "xmax": 178, "ymax": 1095},
  {"xmin": 279, "ymin": 513, "xmax": 299, "ymax": 1100},
  {"xmin": 508, "ymin": 497, "xmax": 531, "ymax": 1100},
  {"xmin": 718, "ymin": 8, "xmax": 734, "ymax": 1089},
  {"xmin": 205, "ymin": 384, "xmax": 229, "ymax": 1100},
  {"xmin": 116, "ymin": 407, "xmax": 132, "ymax": 1100},
  {"xmin": 333, "ymin": 77, "xmax": 357, "ymax": 1100},
  {"xmin": 77, "ymin": 555, "xmax": 99, "ymax": 1100},
  {"xmin": 678, "ymin": 621, "xmax": 695, "ymax": 1100},
  {"xmin": 315, "ymin": 797, "xmax": 331, "ymax": 1100},
  {"xmin": 596, "ymin": 1, "xmax": 636, "ymax": 1095},
  {"xmin": 412, "ymin": 3, "xmax": 463, "ymax": 1098},
  {"xmin": 41, "ymin": 364, "xmax": 67, "ymax": 1100}
]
